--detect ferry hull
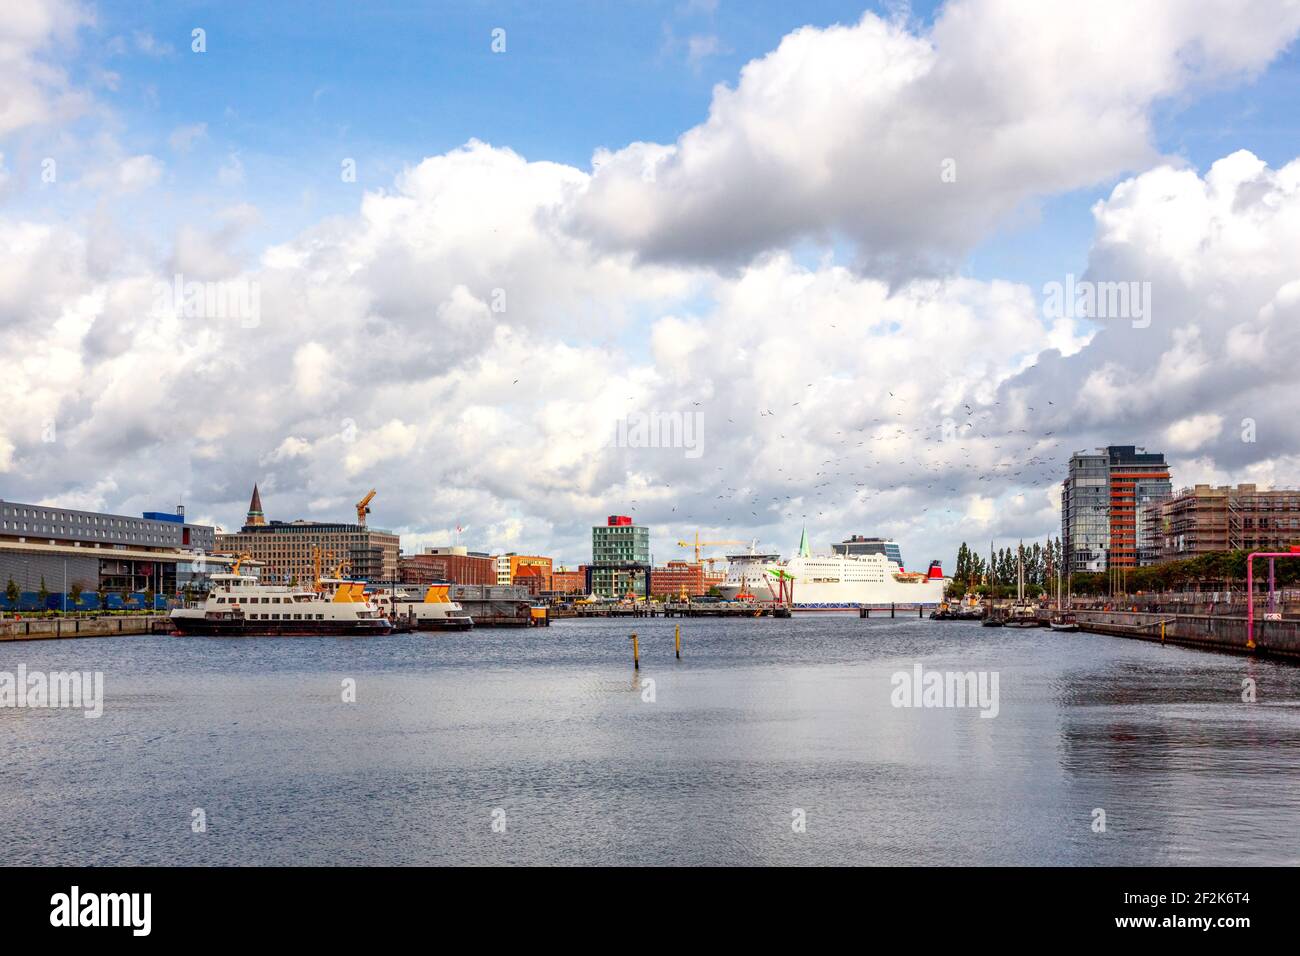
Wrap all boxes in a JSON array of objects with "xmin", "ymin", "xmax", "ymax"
[
  {"xmin": 414, "ymin": 617, "xmax": 473, "ymax": 632},
  {"xmin": 171, "ymin": 617, "xmax": 392, "ymax": 637}
]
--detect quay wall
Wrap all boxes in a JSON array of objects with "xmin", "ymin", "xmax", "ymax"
[
  {"xmin": 1072, "ymin": 610, "xmax": 1300, "ymax": 661},
  {"xmin": 1, "ymin": 615, "xmax": 169, "ymax": 641}
]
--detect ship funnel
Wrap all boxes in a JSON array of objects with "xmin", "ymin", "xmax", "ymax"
[{"xmin": 927, "ymin": 560, "xmax": 944, "ymax": 580}]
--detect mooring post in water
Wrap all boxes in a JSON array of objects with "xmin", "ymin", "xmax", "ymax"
[
  {"xmin": 675, "ymin": 623, "xmax": 681, "ymax": 660},
  {"xmin": 1161, "ymin": 621, "xmax": 1166, "ymax": 643},
  {"xmin": 630, "ymin": 632, "xmax": 640, "ymax": 669},
  {"xmin": 891, "ymin": 603, "xmax": 895, "ymax": 619}
]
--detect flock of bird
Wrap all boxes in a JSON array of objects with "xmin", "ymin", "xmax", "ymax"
[{"xmin": 614, "ymin": 381, "xmax": 1068, "ymax": 552}]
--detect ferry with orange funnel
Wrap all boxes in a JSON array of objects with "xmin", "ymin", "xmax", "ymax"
[
  {"xmin": 371, "ymin": 584, "xmax": 474, "ymax": 632},
  {"xmin": 169, "ymin": 556, "xmax": 392, "ymax": 636}
]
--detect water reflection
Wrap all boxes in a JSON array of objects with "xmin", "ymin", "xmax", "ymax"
[{"xmin": 1, "ymin": 616, "xmax": 1297, "ymax": 865}]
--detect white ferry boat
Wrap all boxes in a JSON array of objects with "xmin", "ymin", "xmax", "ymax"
[
  {"xmin": 716, "ymin": 545, "xmax": 781, "ymax": 601},
  {"xmin": 371, "ymin": 584, "xmax": 473, "ymax": 632},
  {"xmin": 775, "ymin": 528, "xmax": 947, "ymax": 609},
  {"xmin": 170, "ymin": 562, "xmax": 392, "ymax": 636}
]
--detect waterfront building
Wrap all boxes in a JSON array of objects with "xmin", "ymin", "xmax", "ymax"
[
  {"xmin": 0, "ymin": 499, "xmax": 225, "ymax": 606},
  {"xmin": 1144, "ymin": 484, "xmax": 1300, "ymax": 561},
  {"xmin": 549, "ymin": 566, "xmax": 588, "ymax": 595},
  {"xmin": 649, "ymin": 560, "xmax": 726, "ymax": 598},
  {"xmin": 215, "ymin": 486, "xmax": 399, "ymax": 584},
  {"xmin": 1062, "ymin": 446, "xmax": 1171, "ymax": 572},
  {"xmin": 590, "ymin": 515, "xmax": 651, "ymax": 598},
  {"xmin": 494, "ymin": 553, "xmax": 553, "ymax": 590},
  {"xmin": 831, "ymin": 535, "xmax": 904, "ymax": 569},
  {"xmin": 399, "ymin": 546, "xmax": 496, "ymax": 586}
]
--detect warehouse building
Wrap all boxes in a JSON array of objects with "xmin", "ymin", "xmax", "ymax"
[{"xmin": 0, "ymin": 498, "xmax": 225, "ymax": 609}]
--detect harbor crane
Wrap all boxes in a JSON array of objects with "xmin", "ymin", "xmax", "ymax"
[
  {"xmin": 676, "ymin": 532, "xmax": 747, "ymax": 565},
  {"xmin": 356, "ymin": 489, "xmax": 376, "ymax": 527}
]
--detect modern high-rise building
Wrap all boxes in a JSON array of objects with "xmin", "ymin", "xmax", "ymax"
[
  {"xmin": 1062, "ymin": 446, "xmax": 1171, "ymax": 572},
  {"xmin": 216, "ymin": 486, "xmax": 400, "ymax": 584},
  {"xmin": 590, "ymin": 515, "xmax": 650, "ymax": 598}
]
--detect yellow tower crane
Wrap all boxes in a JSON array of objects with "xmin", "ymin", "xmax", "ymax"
[
  {"xmin": 676, "ymin": 532, "xmax": 747, "ymax": 564},
  {"xmin": 356, "ymin": 489, "xmax": 376, "ymax": 526}
]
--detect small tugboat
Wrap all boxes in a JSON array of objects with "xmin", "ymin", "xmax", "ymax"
[
  {"xmin": 170, "ymin": 556, "xmax": 393, "ymax": 637},
  {"xmin": 371, "ymin": 584, "xmax": 473, "ymax": 632}
]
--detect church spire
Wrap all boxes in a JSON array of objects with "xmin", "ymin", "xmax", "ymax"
[
  {"xmin": 797, "ymin": 525, "xmax": 811, "ymax": 558},
  {"xmin": 246, "ymin": 484, "xmax": 266, "ymax": 527}
]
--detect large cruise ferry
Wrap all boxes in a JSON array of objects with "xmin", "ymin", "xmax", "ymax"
[
  {"xmin": 775, "ymin": 530, "xmax": 947, "ymax": 609},
  {"xmin": 170, "ymin": 562, "xmax": 393, "ymax": 636},
  {"xmin": 716, "ymin": 545, "xmax": 781, "ymax": 600}
]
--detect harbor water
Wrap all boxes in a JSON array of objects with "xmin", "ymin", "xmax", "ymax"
[{"xmin": 2, "ymin": 616, "xmax": 1299, "ymax": 865}]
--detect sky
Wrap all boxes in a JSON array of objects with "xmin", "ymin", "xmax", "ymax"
[{"xmin": 3, "ymin": 0, "xmax": 1300, "ymax": 569}]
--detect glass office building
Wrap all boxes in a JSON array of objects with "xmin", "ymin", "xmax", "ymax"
[
  {"xmin": 1062, "ymin": 446, "xmax": 1171, "ymax": 572},
  {"xmin": 590, "ymin": 515, "xmax": 650, "ymax": 598}
]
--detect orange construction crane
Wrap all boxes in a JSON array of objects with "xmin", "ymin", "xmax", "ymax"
[
  {"xmin": 356, "ymin": 489, "xmax": 376, "ymax": 526},
  {"xmin": 676, "ymin": 532, "xmax": 746, "ymax": 564}
]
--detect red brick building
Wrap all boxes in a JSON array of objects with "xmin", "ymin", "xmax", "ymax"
[
  {"xmin": 399, "ymin": 547, "xmax": 495, "ymax": 586},
  {"xmin": 650, "ymin": 561, "xmax": 724, "ymax": 598},
  {"xmin": 549, "ymin": 566, "xmax": 588, "ymax": 595}
]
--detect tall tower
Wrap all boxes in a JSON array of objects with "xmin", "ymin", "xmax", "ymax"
[
  {"xmin": 1062, "ymin": 446, "xmax": 1170, "ymax": 573},
  {"xmin": 245, "ymin": 484, "xmax": 267, "ymax": 528}
]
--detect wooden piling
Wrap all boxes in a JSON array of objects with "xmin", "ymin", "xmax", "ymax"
[{"xmin": 630, "ymin": 632, "xmax": 640, "ymax": 669}]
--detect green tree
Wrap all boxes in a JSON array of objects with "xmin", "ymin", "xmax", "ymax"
[
  {"xmin": 5, "ymin": 578, "xmax": 18, "ymax": 608},
  {"xmin": 70, "ymin": 582, "xmax": 83, "ymax": 607},
  {"xmin": 38, "ymin": 576, "xmax": 50, "ymax": 609}
]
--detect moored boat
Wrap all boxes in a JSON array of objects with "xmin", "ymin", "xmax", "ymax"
[
  {"xmin": 372, "ymin": 584, "xmax": 474, "ymax": 632},
  {"xmin": 170, "ymin": 560, "xmax": 392, "ymax": 637}
]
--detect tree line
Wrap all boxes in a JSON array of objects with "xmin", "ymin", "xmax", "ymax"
[
  {"xmin": 948, "ymin": 544, "xmax": 1300, "ymax": 598},
  {"xmin": 949, "ymin": 539, "xmax": 1063, "ymax": 599}
]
